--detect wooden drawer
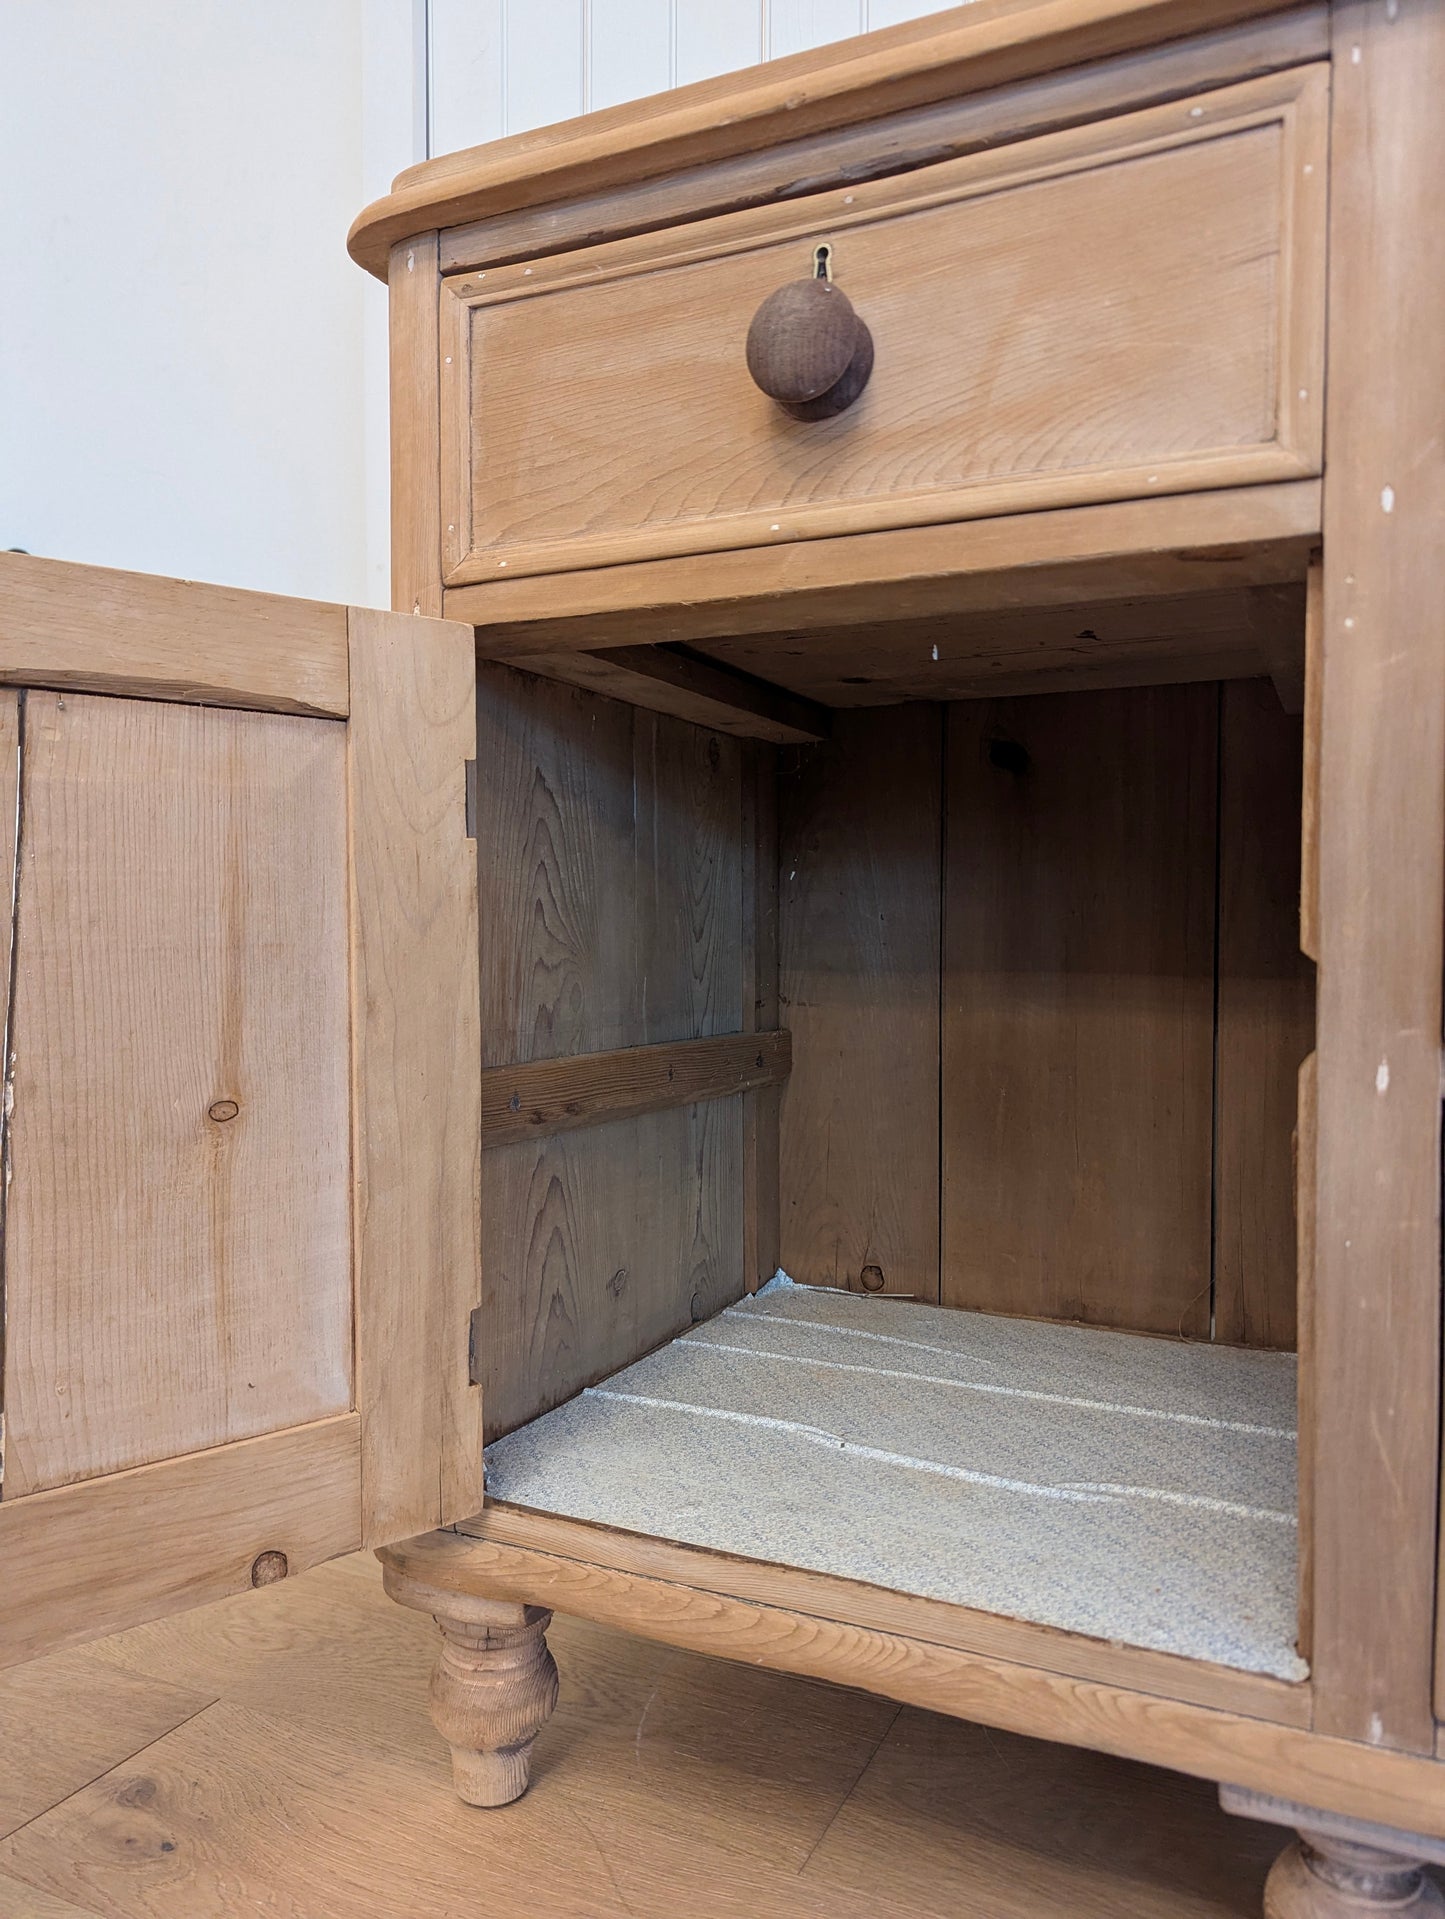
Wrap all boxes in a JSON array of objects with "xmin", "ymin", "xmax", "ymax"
[{"xmin": 440, "ymin": 65, "xmax": 1326, "ymax": 587}]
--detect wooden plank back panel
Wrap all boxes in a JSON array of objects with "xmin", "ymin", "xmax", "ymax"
[
  {"xmin": 1212, "ymin": 678, "xmax": 1315, "ymax": 1350},
  {"xmin": 2, "ymin": 694, "xmax": 352, "ymax": 1497},
  {"xmin": 778, "ymin": 706, "xmax": 942, "ymax": 1300},
  {"xmin": 942, "ymin": 685, "xmax": 1216, "ymax": 1333},
  {"xmin": 443, "ymin": 70, "xmax": 1325, "ymax": 587},
  {"xmin": 475, "ymin": 664, "xmax": 746, "ymax": 1435}
]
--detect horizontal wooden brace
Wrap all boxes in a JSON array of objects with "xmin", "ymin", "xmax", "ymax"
[
  {"xmin": 493, "ymin": 644, "xmax": 831, "ymax": 746},
  {"xmin": 483, "ymin": 1030, "xmax": 792, "ymax": 1148}
]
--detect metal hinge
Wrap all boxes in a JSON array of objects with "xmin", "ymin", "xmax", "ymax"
[{"xmin": 464, "ymin": 759, "xmax": 477, "ymax": 839}]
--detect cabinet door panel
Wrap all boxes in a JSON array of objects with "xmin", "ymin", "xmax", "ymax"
[
  {"xmin": 2, "ymin": 693, "xmax": 352, "ymax": 1497},
  {"xmin": 0, "ymin": 557, "xmax": 481, "ymax": 1668}
]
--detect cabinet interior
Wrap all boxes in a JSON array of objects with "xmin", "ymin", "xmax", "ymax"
[{"xmin": 473, "ymin": 567, "xmax": 1315, "ymax": 1678}]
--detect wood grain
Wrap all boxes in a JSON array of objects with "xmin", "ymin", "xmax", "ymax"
[
  {"xmin": 389, "ymin": 234, "xmax": 444, "ymax": 618},
  {"xmin": 1299, "ymin": 554, "xmax": 1322, "ymax": 962},
  {"xmin": 468, "ymin": 1502, "xmax": 1310, "ymax": 1727},
  {"xmin": 483, "ymin": 1030, "xmax": 791, "ymax": 1147},
  {"xmin": 0, "ymin": 1650, "xmax": 210, "ymax": 1838},
  {"xmin": 349, "ymin": 0, "xmax": 1326, "ymax": 275},
  {"xmin": 442, "ymin": 71, "xmax": 1325, "ymax": 585},
  {"xmin": 0, "ymin": 1547, "xmax": 1307, "ymax": 1919},
  {"xmin": 3, "ymin": 694, "xmax": 352, "ymax": 1496},
  {"xmin": 507, "ymin": 646, "xmax": 830, "ymax": 745},
  {"xmin": 1212, "ymin": 678, "xmax": 1315, "ymax": 1350},
  {"xmin": 347, "ymin": 607, "xmax": 483, "ymax": 1541},
  {"xmin": 741, "ymin": 743, "xmax": 782, "ymax": 1291},
  {"xmin": 1312, "ymin": 0, "xmax": 1445, "ymax": 1754},
  {"xmin": 803, "ymin": 1703, "xmax": 1279, "ymax": 1919},
  {"xmin": 0, "ymin": 550, "xmax": 348, "ymax": 717},
  {"xmin": 1295, "ymin": 1049, "xmax": 1317, "ymax": 1670},
  {"xmin": 438, "ymin": 7, "xmax": 1327, "ymax": 274},
  {"xmin": 696, "ymin": 583, "xmax": 1304, "ymax": 707},
  {"xmin": 0, "ymin": 1417, "xmax": 361, "ymax": 1669},
  {"xmin": 453, "ymin": 480, "xmax": 1320, "ymax": 653},
  {"xmin": 385, "ymin": 1527, "xmax": 1445, "ymax": 1840},
  {"xmin": 475, "ymin": 666, "xmax": 746, "ymax": 1435},
  {"xmin": 942, "ymin": 686, "xmax": 1216, "ymax": 1335},
  {"xmin": 779, "ymin": 706, "xmax": 942, "ymax": 1300}
]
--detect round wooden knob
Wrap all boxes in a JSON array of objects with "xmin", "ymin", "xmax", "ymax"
[{"xmin": 746, "ymin": 277, "xmax": 873, "ymax": 421}]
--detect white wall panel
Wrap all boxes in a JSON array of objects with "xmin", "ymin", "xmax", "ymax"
[
  {"xmin": 591, "ymin": 0, "xmax": 676, "ymax": 109},
  {"xmin": 429, "ymin": 0, "xmax": 505, "ymax": 155},
  {"xmin": 768, "ymin": 0, "xmax": 865, "ymax": 59},
  {"xmin": 428, "ymin": 1, "xmax": 968, "ymax": 145},
  {"xmin": 3, "ymin": 0, "xmax": 423, "ymax": 606}
]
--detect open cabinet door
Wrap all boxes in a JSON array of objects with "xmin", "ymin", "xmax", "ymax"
[{"xmin": 0, "ymin": 554, "xmax": 481, "ymax": 1667}]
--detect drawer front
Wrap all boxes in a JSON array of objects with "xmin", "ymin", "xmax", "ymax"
[{"xmin": 441, "ymin": 66, "xmax": 1326, "ymax": 586}]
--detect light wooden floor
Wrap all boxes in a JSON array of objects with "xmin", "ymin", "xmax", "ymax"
[{"xmin": 0, "ymin": 1550, "xmax": 1288, "ymax": 1918}]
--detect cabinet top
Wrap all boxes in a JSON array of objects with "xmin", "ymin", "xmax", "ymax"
[{"xmin": 346, "ymin": 0, "xmax": 1299, "ymax": 278}]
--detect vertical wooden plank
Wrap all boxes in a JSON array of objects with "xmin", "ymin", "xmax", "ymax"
[
  {"xmin": 779, "ymin": 706, "xmax": 941, "ymax": 1300},
  {"xmin": 0, "ymin": 688, "xmax": 21, "ymax": 1409},
  {"xmin": 1213, "ymin": 678, "xmax": 1315, "ymax": 1350},
  {"xmin": 389, "ymin": 233, "xmax": 443, "ymax": 619},
  {"xmin": 1315, "ymin": 0, "xmax": 1445, "ymax": 1752},
  {"xmin": 742, "ymin": 743, "xmax": 781, "ymax": 1292},
  {"xmin": 475, "ymin": 664, "xmax": 746, "ymax": 1434},
  {"xmin": 1299, "ymin": 554, "xmax": 1322, "ymax": 964},
  {"xmin": 349, "ymin": 607, "xmax": 482, "ymax": 1541},
  {"xmin": 4, "ymin": 695, "xmax": 352, "ymax": 1496},
  {"xmin": 942, "ymin": 685, "xmax": 1216, "ymax": 1335},
  {"xmin": 1295, "ymin": 1047, "xmax": 1317, "ymax": 1666}
]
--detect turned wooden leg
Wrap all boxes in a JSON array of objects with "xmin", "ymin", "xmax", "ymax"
[
  {"xmin": 1222, "ymin": 1786, "xmax": 1445, "ymax": 1918},
  {"xmin": 1264, "ymin": 1833, "xmax": 1445, "ymax": 1916},
  {"xmin": 380, "ymin": 1556, "xmax": 559, "ymax": 1807}
]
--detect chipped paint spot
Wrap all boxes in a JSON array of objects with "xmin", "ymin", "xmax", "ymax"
[
  {"xmin": 406, "ymin": 248, "xmax": 415, "ymax": 272},
  {"xmin": 931, "ymin": 644, "xmax": 939, "ymax": 661},
  {"xmin": 1381, "ymin": 485, "xmax": 1395, "ymax": 514},
  {"xmin": 1350, "ymin": 41, "xmax": 1362, "ymax": 61},
  {"xmin": 1376, "ymin": 1059, "xmax": 1390, "ymax": 1094},
  {"xmin": 1369, "ymin": 1713, "xmax": 1384, "ymax": 1745}
]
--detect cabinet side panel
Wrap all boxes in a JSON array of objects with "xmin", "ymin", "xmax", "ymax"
[
  {"xmin": 942, "ymin": 685, "xmax": 1216, "ymax": 1334},
  {"xmin": 779, "ymin": 705, "xmax": 942, "ymax": 1300},
  {"xmin": 476, "ymin": 663, "xmax": 745, "ymax": 1433},
  {"xmin": 3, "ymin": 695, "xmax": 352, "ymax": 1495},
  {"xmin": 1213, "ymin": 678, "xmax": 1314, "ymax": 1350},
  {"xmin": 1314, "ymin": 0, "xmax": 1445, "ymax": 1753}
]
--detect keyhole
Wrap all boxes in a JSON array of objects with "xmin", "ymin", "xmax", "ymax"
[{"xmin": 812, "ymin": 242, "xmax": 833, "ymax": 281}]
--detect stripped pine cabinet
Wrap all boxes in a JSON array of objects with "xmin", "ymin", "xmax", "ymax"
[{"xmin": 6, "ymin": 3, "xmax": 1444, "ymax": 1916}]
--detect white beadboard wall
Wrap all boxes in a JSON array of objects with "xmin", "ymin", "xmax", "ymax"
[{"xmin": 428, "ymin": 0, "xmax": 961, "ymax": 156}]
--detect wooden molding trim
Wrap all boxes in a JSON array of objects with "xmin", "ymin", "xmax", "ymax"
[
  {"xmin": 465, "ymin": 1500, "xmax": 1310, "ymax": 1727},
  {"xmin": 500, "ymin": 648, "xmax": 830, "ymax": 746},
  {"xmin": 451, "ymin": 481, "xmax": 1322, "ymax": 655},
  {"xmin": 348, "ymin": 0, "xmax": 1318, "ymax": 277},
  {"xmin": 483, "ymin": 1031, "xmax": 792, "ymax": 1149},
  {"xmin": 383, "ymin": 1527, "xmax": 1445, "ymax": 1839},
  {"xmin": 438, "ymin": 9, "xmax": 1327, "ymax": 275},
  {"xmin": 0, "ymin": 1416, "xmax": 361, "ymax": 1669},
  {"xmin": 0, "ymin": 551, "xmax": 349, "ymax": 718}
]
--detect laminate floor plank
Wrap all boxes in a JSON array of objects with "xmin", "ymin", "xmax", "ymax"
[{"xmin": 1, "ymin": 1551, "xmax": 1300, "ymax": 1918}]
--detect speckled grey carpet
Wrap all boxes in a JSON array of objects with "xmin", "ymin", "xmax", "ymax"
[{"xmin": 485, "ymin": 1276, "xmax": 1304, "ymax": 1681}]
